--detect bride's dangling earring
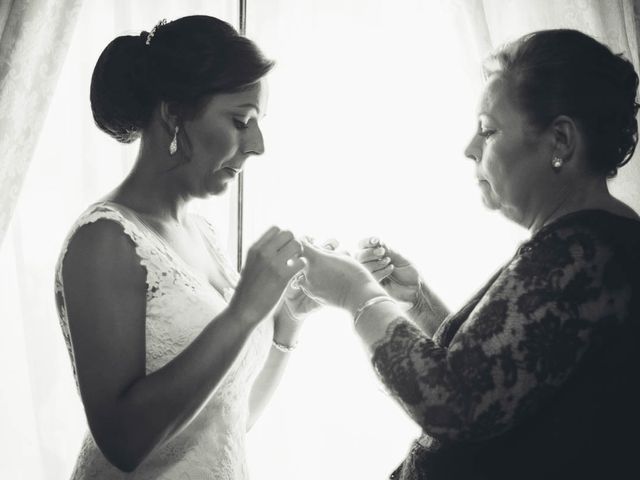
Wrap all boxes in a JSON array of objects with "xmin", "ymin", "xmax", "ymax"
[{"xmin": 169, "ymin": 126, "xmax": 179, "ymax": 155}]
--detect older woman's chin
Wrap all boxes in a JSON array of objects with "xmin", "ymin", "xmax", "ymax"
[
  {"xmin": 479, "ymin": 191, "xmax": 502, "ymax": 211},
  {"xmin": 482, "ymin": 199, "xmax": 502, "ymax": 210}
]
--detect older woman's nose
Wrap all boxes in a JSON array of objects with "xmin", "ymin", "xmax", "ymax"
[{"xmin": 464, "ymin": 134, "xmax": 481, "ymax": 163}]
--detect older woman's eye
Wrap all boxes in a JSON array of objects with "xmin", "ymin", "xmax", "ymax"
[
  {"xmin": 233, "ymin": 119, "xmax": 249, "ymax": 130},
  {"xmin": 479, "ymin": 128, "xmax": 496, "ymax": 139}
]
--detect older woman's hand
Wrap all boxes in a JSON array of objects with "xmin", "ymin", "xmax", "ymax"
[
  {"xmin": 355, "ymin": 237, "xmax": 421, "ymax": 305},
  {"xmin": 279, "ymin": 238, "xmax": 339, "ymax": 320},
  {"xmin": 299, "ymin": 240, "xmax": 387, "ymax": 315}
]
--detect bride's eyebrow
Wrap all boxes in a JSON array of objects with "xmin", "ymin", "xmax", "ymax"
[{"xmin": 234, "ymin": 102, "xmax": 260, "ymax": 113}]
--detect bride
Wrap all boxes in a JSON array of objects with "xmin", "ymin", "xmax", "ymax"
[{"xmin": 54, "ymin": 15, "xmax": 312, "ymax": 479}]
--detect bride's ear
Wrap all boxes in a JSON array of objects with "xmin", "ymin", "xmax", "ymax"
[{"xmin": 159, "ymin": 101, "xmax": 181, "ymax": 136}]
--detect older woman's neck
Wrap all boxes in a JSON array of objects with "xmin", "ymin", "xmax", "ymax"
[{"xmin": 528, "ymin": 176, "xmax": 613, "ymax": 233}]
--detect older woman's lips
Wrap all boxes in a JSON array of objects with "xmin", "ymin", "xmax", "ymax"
[{"xmin": 222, "ymin": 166, "xmax": 241, "ymax": 176}]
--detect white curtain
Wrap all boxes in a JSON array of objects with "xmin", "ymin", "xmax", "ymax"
[
  {"xmin": 0, "ymin": 0, "xmax": 83, "ymax": 247},
  {"xmin": 0, "ymin": 1, "xmax": 82, "ymax": 477},
  {"xmin": 0, "ymin": 2, "xmax": 236, "ymax": 478},
  {"xmin": 243, "ymin": 1, "xmax": 640, "ymax": 479},
  {"xmin": 1, "ymin": 1, "xmax": 639, "ymax": 479}
]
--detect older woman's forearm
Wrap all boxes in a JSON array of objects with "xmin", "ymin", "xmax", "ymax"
[
  {"xmin": 409, "ymin": 280, "xmax": 449, "ymax": 337},
  {"xmin": 354, "ymin": 300, "xmax": 408, "ymax": 347},
  {"xmin": 355, "ymin": 303, "xmax": 467, "ymax": 441}
]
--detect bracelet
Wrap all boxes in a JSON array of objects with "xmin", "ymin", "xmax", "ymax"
[
  {"xmin": 353, "ymin": 295, "xmax": 394, "ymax": 328},
  {"xmin": 272, "ymin": 338, "xmax": 298, "ymax": 353}
]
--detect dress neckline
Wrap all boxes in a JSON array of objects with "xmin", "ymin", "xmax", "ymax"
[
  {"xmin": 96, "ymin": 200, "xmax": 235, "ymax": 301},
  {"xmin": 534, "ymin": 208, "xmax": 640, "ymax": 239}
]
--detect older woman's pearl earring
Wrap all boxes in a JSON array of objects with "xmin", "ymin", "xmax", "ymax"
[
  {"xmin": 551, "ymin": 156, "xmax": 564, "ymax": 172},
  {"xmin": 169, "ymin": 126, "xmax": 179, "ymax": 155}
]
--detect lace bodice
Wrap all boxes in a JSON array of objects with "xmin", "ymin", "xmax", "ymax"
[{"xmin": 54, "ymin": 201, "xmax": 272, "ymax": 479}]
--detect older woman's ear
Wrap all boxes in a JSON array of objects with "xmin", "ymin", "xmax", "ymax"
[{"xmin": 549, "ymin": 115, "xmax": 579, "ymax": 164}]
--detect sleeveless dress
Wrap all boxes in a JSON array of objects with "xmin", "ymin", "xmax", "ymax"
[{"xmin": 54, "ymin": 201, "xmax": 273, "ymax": 479}]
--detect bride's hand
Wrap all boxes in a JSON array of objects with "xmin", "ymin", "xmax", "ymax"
[
  {"xmin": 299, "ymin": 239, "xmax": 387, "ymax": 315},
  {"xmin": 355, "ymin": 237, "xmax": 420, "ymax": 304},
  {"xmin": 228, "ymin": 226, "xmax": 305, "ymax": 326}
]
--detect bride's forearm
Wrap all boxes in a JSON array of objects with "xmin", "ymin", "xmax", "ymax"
[
  {"xmin": 247, "ymin": 309, "xmax": 301, "ymax": 430},
  {"xmin": 94, "ymin": 308, "xmax": 256, "ymax": 472},
  {"xmin": 247, "ymin": 346, "xmax": 291, "ymax": 431}
]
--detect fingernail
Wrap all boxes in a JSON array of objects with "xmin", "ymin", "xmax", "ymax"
[
  {"xmin": 382, "ymin": 257, "xmax": 391, "ymax": 265},
  {"xmin": 323, "ymin": 239, "xmax": 337, "ymax": 250},
  {"xmin": 374, "ymin": 247, "xmax": 385, "ymax": 256},
  {"xmin": 369, "ymin": 236, "xmax": 379, "ymax": 246}
]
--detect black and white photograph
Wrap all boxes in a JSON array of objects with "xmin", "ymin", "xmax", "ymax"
[{"xmin": 1, "ymin": 0, "xmax": 639, "ymax": 478}]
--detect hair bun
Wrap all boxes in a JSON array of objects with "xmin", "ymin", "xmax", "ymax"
[
  {"xmin": 90, "ymin": 34, "xmax": 155, "ymax": 143},
  {"xmin": 90, "ymin": 16, "xmax": 274, "ymax": 145}
]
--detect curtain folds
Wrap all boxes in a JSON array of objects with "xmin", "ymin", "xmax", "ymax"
[
  {"xmin": 1, "ymin": 2, "xmax": 640, "ymax": 479},
  {"xmin": 0, "ymin": 3, "xmax": 235, "ymax": 478},
  {"xmin": 0, "ymin": 0, "xmax": 83, "ymax": 248},
  {"xmin": 457, "ymin": 0, "xmax": 640, "ymax": 63}
]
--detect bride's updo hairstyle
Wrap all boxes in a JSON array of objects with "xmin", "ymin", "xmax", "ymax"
[
  {"xmin": 90, "ymin": 15, "xmax": 274, "ymax": 143},
  {"xmin": 484, "ymin": 29, "xmax": 639, "ymax": 177}
]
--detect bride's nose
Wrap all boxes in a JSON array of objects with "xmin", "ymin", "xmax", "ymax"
[{"xmin": 244, "ymin": 123, "xmax": 264, "ymax": 156}]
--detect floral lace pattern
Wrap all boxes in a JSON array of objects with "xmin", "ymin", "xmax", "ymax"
[
  {"xmin": 54, "ymin": 202, "xmax": 272, "ymax": 479},
  {"xmin": 373, "ymin": 211, "xmax": 640, "ymax": 479}
]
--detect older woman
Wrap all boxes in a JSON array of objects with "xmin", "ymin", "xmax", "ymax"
[
  {"xmin": 54, "ymin": 16, "xmax": 310, "ymax": 479},
  {"xmin": 300, "ymin": 29, "xmax": 640, "ymax": 479}
]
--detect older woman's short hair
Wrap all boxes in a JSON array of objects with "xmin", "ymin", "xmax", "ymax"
[{"xmin": 484, "ymin": 29, "xmax": 639, "ymax": 177}]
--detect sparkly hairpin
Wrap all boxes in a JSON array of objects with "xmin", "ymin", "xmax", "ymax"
[{"xmin": 145, "ymin": 18, "xmax": 167, "ymax": 46}]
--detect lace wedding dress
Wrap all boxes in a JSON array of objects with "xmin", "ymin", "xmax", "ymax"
[{"xmin": 54, "ymin": 201, "xmax": 272, "ymax": 479}]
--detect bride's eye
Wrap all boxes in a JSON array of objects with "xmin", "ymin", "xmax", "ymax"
[{"xmin": 233, "ymin": 119, "xmax": 249, "ymax": 130}]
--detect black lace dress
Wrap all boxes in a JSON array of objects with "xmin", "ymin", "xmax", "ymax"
[{"xmin": 372, "ymin": 211, "xmax": 640, "ymax": 480}]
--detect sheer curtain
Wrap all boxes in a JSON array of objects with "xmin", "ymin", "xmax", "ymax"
[
  {"xmin": 243, "ymin": 1, "xmax": 640, "ymax": 479},
  {"xmin": 2, "ymin": 1, "xmax": 640, "ymax": 480},
  {"xmin": 0, "ymin": 2, "xmax": 237, "ymax": 478},
  {"xmin": 243, "ymin": 1, "xmax": 524, "ymax": 478},
  {"xmin": 0, "ymin": 0, "xmax": 82, "ymax": 246}
]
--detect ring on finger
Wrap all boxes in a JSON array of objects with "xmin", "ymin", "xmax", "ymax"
[{"xmin": 290, "ymin": 271, "xmax": 306, "ymax": 290}]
